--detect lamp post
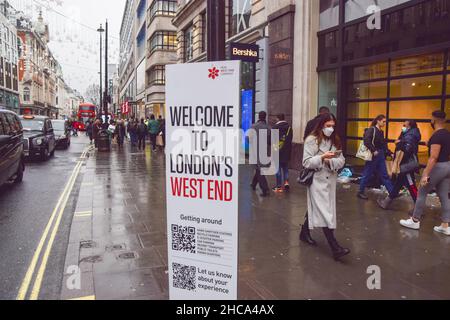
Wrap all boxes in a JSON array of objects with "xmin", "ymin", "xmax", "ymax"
[
  {"xmin": 104, "ymin": 20, "xmax": 109, "ymax": 125},
  {"xmin": 97, "ymin": 24, "xmax": 105, "ymax": 119}
]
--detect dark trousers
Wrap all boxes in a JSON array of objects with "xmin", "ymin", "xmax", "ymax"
[
  {"xmin": 150, "ymin": 134, "xmax": 157, "ymax": 151},
  {"xmin": 138, "ymin": 135, "xmax": 146, "ymax": 150},
  {"xmin": 252, "ymin": 166, "xmax": 269, "ymax": 194},
  {"xmin": 390, "ymin": 173, "xmax": 418, "ymax": 202},
  {"xmin": 359, "ymin": 150, "xmax": 394, "ymax": 194}
]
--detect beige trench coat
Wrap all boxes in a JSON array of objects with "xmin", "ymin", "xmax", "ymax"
[{"xmin": 302, "ymin": 136, "xmax": 345, "ymax": 230}]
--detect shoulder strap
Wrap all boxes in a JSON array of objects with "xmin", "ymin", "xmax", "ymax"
[{"xmin": 372, "ymin": 127, "xmax": 376, "ymax": 147}]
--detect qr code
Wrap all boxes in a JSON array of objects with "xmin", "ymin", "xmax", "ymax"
[
  {"xmin": 173, "ymin": 263, "xmax": 196, "ymax": 291},
  {"xmin": 172, "ymin": 225, "xmax": 196, "ymax": 254}
]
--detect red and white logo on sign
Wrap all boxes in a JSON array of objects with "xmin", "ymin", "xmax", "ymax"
[
  {"xmin": 121, "ymin": 101, "xmax": 130, "ymax": 114},
  {"xmin": 208, "ymin": 67, "xmax": 220, "ymax": 80}
]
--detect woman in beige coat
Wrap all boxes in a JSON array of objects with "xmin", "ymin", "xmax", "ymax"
[{"xmin": 300, "ymin": 114, "xmax": 350, "ymax": 260}]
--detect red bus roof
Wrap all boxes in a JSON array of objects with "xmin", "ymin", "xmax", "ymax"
[{"xmin": 79, "ymin": 103, "xmax": 96, "ymax": 107}]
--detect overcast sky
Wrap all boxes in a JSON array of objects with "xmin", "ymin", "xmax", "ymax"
[{"xmin": 10, "ymin": 0, "xmax": 125, "ymax": 95}]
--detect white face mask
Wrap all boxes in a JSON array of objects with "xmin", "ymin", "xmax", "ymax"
[{"xmin": 323, "ymin": 127, "xmax": 334, "ymax": 137}]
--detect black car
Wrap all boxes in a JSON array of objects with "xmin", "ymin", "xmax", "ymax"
[
  {"xmin": 0, "ymin": 109, "xmax": 25, "ymax": 187},
  {"xmin": 51, "ymin": 119, "xmax": 71, "ymax": 149},
  {"xmin": 20, "ymin": 115, "xmax": 56, "ymax": 161}
]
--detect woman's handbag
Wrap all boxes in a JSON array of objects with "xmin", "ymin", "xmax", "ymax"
[
  {"xmin": 400, "ymin": 155, "xmax": 420, "ymax": 174},
  {"xmin": 356, "ymin": 127, "xmax": 376, "ymax": 161},
  {"xmin": 297, "ymin": 168, "xmax": 315, "ymax": 186},
  {"xmin": 297, "ymin": 145, "xmax": 333, "ymax": 187}
]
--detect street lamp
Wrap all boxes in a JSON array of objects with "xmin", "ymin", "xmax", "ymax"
[{"xmin": 97, "ymin": 24, "xmax": 105, "ymax": 119}]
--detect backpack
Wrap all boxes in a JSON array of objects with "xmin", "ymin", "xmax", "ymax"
[{"xmin": 279, "ymin": 127, "xmax": 291, "ymax": 150}]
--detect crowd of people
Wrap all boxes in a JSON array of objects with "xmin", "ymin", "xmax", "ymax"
[
  {"xmin": 250, "ymin": 107, "xmax": 450, "ymax": 261},
  {"xmin": 82, "ymin": 115, "xmax": 166, "ymax": 152}
]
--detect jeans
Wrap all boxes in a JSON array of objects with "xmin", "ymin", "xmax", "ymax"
[
  {"xmin": 413, "ymin": 162, "xmax": 450, "ymax": 223},
  {"xmin": 359, "ymin": 150, "xmax": 394, "ymax": 194},
  {"xmin": 150, "ymin": 134, "xmax": 157, "ymax": 150},
  {"xmin": 138, "ymin": 135, "xmax": 146, "ymax": 150},
  {"xmin": 276, "ymin": 163, "xmax": 289, "ymax": 187},
  {"xmin": 252, "ymin": 166, "xmax": 269, "ymax": 194}
]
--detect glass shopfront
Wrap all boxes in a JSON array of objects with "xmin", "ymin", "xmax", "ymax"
[{"xmin": 345, "ymin": 52, "xmax": 450, "ymax": 165}]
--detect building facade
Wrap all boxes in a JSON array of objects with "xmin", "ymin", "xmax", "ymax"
[
  {"xmin": 0, "ymin": 4, "xmax": 19, "ymax": 113},
  {"xmin": 119, "ymin": 0, "xmax": 137, "ymax": 118},
  {"xmin": 173, "ymin": 0, "xmax": 450, "ymax": 166},
  {"xmin": 17, "ymin": 12, "xmax": 59, "ymax": 117},
  {"xmin": 145, "ymin": 0, "xmax": 178, "ymax": 118}
]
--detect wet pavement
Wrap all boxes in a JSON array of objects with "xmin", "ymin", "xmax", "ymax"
[
  {"xmin": 61, "ymin": 141, "xmax": 450, "ymax": 300},
  {"xmin": 0, "ymin": 135, "xmax": 89, "ymax": 300}
]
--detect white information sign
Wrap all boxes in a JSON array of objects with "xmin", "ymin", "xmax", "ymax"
[{"xmin": 166, "ymin": 61, "xmax": 241, "ymax": 300}]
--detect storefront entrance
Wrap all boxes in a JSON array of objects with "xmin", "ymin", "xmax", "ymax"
[{"xmin": 344, "ymin": 51, "xmax": 450, "ymax": 165}]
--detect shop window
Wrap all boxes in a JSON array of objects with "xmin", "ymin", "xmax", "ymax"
[
  {"xmin": 318, "ymin": 70, "xmax": 338, "ymax": 115},
  {"xmin": 347, "ymin": 102, "xmax": 386, "ymax": 120},
  {"xmin": 390, "ymin": 75, "xmax": 444, "ymax": 98},
  {"xmin": 446, "ymin": 100, "xmax": 450, "ymax": 116},
  {"xmin": 320, "ymin": 0, "xmax": 339, "ymax": 31},
  {"xmin": 391, "ymin": 53, "xmax": 444, "ymax": 77},
  {"xmin": 318, "ymin": 31, "xmax": 338, "ymax": 66},
  {"xmin": 446, "ymin": 74, "xmax": 450, "ymax": 93},
  {"xmin": 348, "ymin": 81, "xmax": 387, "ymax": 100},
  {"xmin": 346, "ymin": 120, "xmax": 373, "ymax": 138},
  {"xmin": 389, "ymin": 100, "xmax": 442, "ymax": 119},
  {"xmin": 344, "ymin": 0, "xmax": 412, "ymax": 23},
  {"xmin": 352, "ymin": 62, "xmax": 388, "ymax": 81},
  {"xmin": 229, "ymin": 0, "xmax": 251, "ymax": 37}
]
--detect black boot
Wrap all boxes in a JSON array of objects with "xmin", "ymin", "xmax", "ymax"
[
  {"xmin": 323, "ymin": 228, "xmax": 350, "ymax": 261},
  {"xmin": 300, "ymin": 216, "xmax": 317, "ymax": 246}
]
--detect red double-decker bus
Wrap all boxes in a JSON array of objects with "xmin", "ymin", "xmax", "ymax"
[{"xmin": 76, "ymin": 103, "xmax": 96, "ymax": 131}]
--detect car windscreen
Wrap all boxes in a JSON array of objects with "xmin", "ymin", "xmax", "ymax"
[{"xmin": 21, "ymin": 119, "xmax": 44, "ymax": 132}]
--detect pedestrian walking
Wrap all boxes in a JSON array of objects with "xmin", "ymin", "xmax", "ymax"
[
  {"xmin": 159, "ymin": 117, "xmax": 166, "ymax": 150},
  {"xmin": 93, "ymin": 119, "xmax": 102, "ymax": 148},
  {"xmin": 377, "ymin": 120, "xmax": 421, "ymax": 210},
  {"xmin": 250, "ymin": 111, "xmax": 271, "ymax": 197},
  {"xmin": 137, "ymin": 118, "xmax": 147, "ymax": 151},
  {"xmin": 128, "ymin": 119, "xmax": 138, "ymax": 148},
  {"xmin": 86, "ymin": 120, "xmax": 94, "ymax": 144},
  {"xmin": 272, "ymin": 114, "xmax": 293, "ymax": 192},
  {"xmin": 299, "ymin": 106, "xmax": 331, "ymax": 245},
  {"xmin": 148, "ymin": 115, "xmax": 160, "ymax": 152},
  {"xmin": 357, "ymin": 115, "xmax": 394, "ymax": 200},
  {"xmin": 400, "ymin": 111, "xmax": 450, "ymax": 236},
  {"xmin": 300, "ymin": 113, "xmax": 350, "ymax": 260},
  {"xmin": 116, "ymin": 120, "xmax": 126, "ymax": 148}
]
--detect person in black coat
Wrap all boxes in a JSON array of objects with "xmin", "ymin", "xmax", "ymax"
[
  {"xmin": 377, "ymin": 120, "xmax": 421, "ymax": 209},
  {"xmin": 273, "ymin": 114, "xmax": 293, "ymax": 192}
]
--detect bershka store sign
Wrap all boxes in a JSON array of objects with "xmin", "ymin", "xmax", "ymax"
[
  {"xmin": 165, "ymin": 61, "xmax": 241, "ymax": 300},
  {"xmin": 230, "ymin": 42, "xmax": 259, "ymax": 63}
]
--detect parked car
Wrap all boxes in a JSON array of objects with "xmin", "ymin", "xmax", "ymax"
[
  {"xmin": 20, "ymin": 115, "xmax": 56, "ymax": 161},
  {"xmin": 52, "ymin": 119, "xmax": 71, "ymax": 149},
  {"xmin": 0, "ymin": 109, "xmax": 25, "ymax": 186}
]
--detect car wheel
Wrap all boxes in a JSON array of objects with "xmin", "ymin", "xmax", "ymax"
[
  {"xmin": 14, "ymin": 160, "xmax": 24, "ymax": 183},
  {"xmin": 41, "ymin": 147, "xmax": 49, "ymax": 161}
]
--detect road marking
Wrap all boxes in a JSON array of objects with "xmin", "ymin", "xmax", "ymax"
[
  {"xmin": 74, "ymin": 211, "xmax": 92, "ymax": 217},
  {"xmin": 30, "ymin": 160, "xmax": 84, "ymax": 300},
  {"xmin": 16, "ymin": 147, "xmax": 89, "ymax": 300},
  {"xmin": 69, "ymin": 295, "xmax": 96, "ymax": 301}
]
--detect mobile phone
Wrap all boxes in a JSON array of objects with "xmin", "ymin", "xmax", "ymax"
[{"xmin": 334, "ymin": 150, "xmax": 343, "ymax": 157}]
